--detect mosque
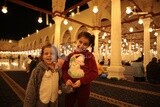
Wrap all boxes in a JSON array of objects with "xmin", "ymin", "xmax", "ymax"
[{"xmin": 0, "ymin": 0, "xmax": 160, "ymax": 106}]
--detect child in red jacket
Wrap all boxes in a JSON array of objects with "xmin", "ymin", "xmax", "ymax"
[{"xmin": 62, "ymin": 31, "xmax": 98, "ymax": 107}]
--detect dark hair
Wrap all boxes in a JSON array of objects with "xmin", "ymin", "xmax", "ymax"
[
  {"xmin": 151, "ymin": 57, "xmax": 157, "ymax": 63},
  {"xmin": 135, "ymin": 57, "xmax": 143, "ymax": 62},
  {"xmin": 77, "ymin": 32, "xmax": 95, "ymax": 52},
  {"xmin": 40, "ymin": 43, "xmax": 58, "ymax": 62}
]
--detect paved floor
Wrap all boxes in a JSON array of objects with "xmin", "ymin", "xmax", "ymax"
[{"xmin": 1, "ymin": 71, "xmax": 160, "ymax": 107}]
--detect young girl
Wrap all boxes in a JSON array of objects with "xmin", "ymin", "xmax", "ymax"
[
  {"xmin": 62, "ymin": 31, "xmax": 98, "ymax": 107},
  {"xmin": 23, "ymin": 43, "xmax": 61, "ymax": 107}
]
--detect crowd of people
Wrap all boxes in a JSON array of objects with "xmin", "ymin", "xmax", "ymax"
[{"xmin": 126, "ymin": 57, "xmax": 160, "ymax": 84}]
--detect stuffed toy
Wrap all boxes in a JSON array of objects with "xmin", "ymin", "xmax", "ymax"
[{"xmin": 68, "ymin": 54, "xmax": 85, "ymax": 78}]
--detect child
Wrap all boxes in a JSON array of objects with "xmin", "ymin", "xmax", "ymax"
[
  {"xmin": 62, "ymin": 31, "xmax": 98, "ymax": 107},
  {"xmin": 97, "ymin": 61, "xmax": 105, "ymax": 76},
  {"xmin": 23, "ymin": 43, "xmax": 61, "ymax": 107}
]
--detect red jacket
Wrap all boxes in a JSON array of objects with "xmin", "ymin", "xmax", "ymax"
[{"xmin": 62, "ymin": 50, "xmax": 98, "ymax": 84}]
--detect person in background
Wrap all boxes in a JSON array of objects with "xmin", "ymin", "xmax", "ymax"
[
  {"xmin": 97, "ymin": 61, "xmax": 105, "ymax": 76},
  {"xmin": 132, "ymin": 57, "xmax": 145, "ymax": 82},
  {"xmin": 146, "ymin": 57, "xmax": 158, "ymax": 84},
  {"xmin": 18, "ymin": 55, "xmax": 21, "ymax": 68},
  {"xmin": 24, "ymin": 55, "xmax": 32, "ymax": 72},
  {"xmin": 23, "ymin": 43, "xmax": 61, "ymax": 107},
  {"xmin": 28, "ymin": 57, "xmax": 40, "ymax": 76},
  {"xmin": 62, "ymin": 32, "xmax": 98, "ymax": 107},
  {"xmin": 157, "ymin": 59, "xmax": 160, "ymax": 83}
]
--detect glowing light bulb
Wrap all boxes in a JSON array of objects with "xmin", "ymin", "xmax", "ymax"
[
  {"xmin": 71, "ymin": 12, "xmax": 75, "ymax": 17},
  {"xmin": 38, "ymin": 17, "xmax": 43, "ymax": 23},
  {"xmin": 129, "ymin": 27, "xmax": 133, "ymax": 32},
  {"xmin": 2, "ymin": 6, "xmax": 8, "ymax": 14},
  {"xmin": 63, "ymin": 19, "xmax": 68, "ymax": 25},
  {"xmin": 93, "ymin": 6, "xmax": 98, "ymax": 13},
  {"xmin": 149, "ymin": 28, "xmax": 153, "ymax": 32},
  {"xmin": 154, "ymin": 32, "xmax": 158, "ymax": 36},
  {"xmin": 69, "ymin": 26, "xmax": 73, "ymax": 31},
  {"xmin": 9, "ymin": 40, "xmax": 12, "ymax": 43},
  {"xmin": 126, "ymin": 7, "xmax": 132, "ymax": 14},
  {"xmin": 138, "ymin": 18, "xmax": 143, "ymax": 24}
]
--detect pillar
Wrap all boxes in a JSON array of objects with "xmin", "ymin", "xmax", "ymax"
[
  {"xmin": 92, "ymin": 29, "xmax": 100, "ymax": 63},
  {"xmin": 52, "ymin": 16, "xmax": 63, "ymax": 49},
  {"xmin": 157, "ymin": 31, "xmax": 160, "ymax": 59},
  {"xmin": 107, "ymin": 0, "xmax": 125, "ymax": 79},
  {"xmin": 143, "ymin": 17, "xmax": 152, "ymax": 68},
  {"xmin": 128, "ymin": 42, "xmax": 132, "ymax": 63}
]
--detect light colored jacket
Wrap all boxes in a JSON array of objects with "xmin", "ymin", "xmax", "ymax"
[
  {"xmin": 23, "ymin": 61, "xmax": 61, "ymax": 107},
  {"xmin": 132, "ymin": 62, "xmax": 145, "ymax": 77}
]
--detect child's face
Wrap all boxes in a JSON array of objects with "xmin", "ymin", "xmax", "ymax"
[
  {"xmin": 42, "ymin": 47, "xmax": 57, "ymax": 65},
  {"xmin": 76, "ymin": 36, "xmax": 90, "ymax": 52}
]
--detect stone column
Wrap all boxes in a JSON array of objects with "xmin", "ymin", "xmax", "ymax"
[
  {"xmin": 51, "ymin": 0, "xmax": 65, "ymax": 49},
  {"xmin": 143, "ymin": 17, "xmax": 152, "ymax": 68},
  {"xmin": 52, "ymin": 16, "xmax": 63, "ymax": 49},
  {"xmin": 128, "ymin": 42, "xmax": 132, "ymax": 63},
  {"xmin": 107, "ymin": 0, "xmax": 125, "ymax": 79},
  {"xmin": 104, "ymin": 43, "xmax": 109, "ymax": 62},
  {"xmin": 157, "ymin": 31, "xmax": 160, "ymax": 59},
  {"xmin": 92, "ymin": 29, "xmax": 100, "ymax": 63}
]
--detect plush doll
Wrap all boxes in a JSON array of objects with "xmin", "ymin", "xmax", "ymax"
[{"xmin": 68, "ymin": 54, "xmax": 85, "ymax": 78}]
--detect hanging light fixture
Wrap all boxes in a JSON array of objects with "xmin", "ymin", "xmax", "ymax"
[
  {"xmin": 1, "ymin": 0, "xmax": 8, "ymax": 14},
  {"xmin": 102, "ymin": 36, "xmax": 105, "ymax": 39},
  {"xmin": 49, "ymin": 23, "xmax": 52, "ymax": 27},
  {"xmin": 129, "ymin": 27, "xmax": 134, "ymax": 32},
  {"xmin": 92, "ymin": 6, "xmax": 98, "ymax": 13},
  {"xmin": 149, "ymin": 27, "xmax": 153, "ymax": 32},
  {"xmin": 76, "ymin": 6, "xmax": 80, "ymax": 15},
  {"xmin": 2, "ymin": 6, "xmax": 8, "ymax": 14},
  {"xmin": 63, "ymin": 19, "xmax": 68, "ymax": 25},
  {"xmin": 138, "ymin": 18, "xmax": 143, "ymax": 24},
  {"xmin": 154, "ymin": 32, "xmax": 158, "ymax": 36},
  {"xmin": 103, "ymin": 32, "xmax": 107, "ymax": 37},
  {"xmin": 71, "ymin": 12, "xmax": 75, "ymax": 17},
  {"xmin": 9, "ymin": 40, "xmax": 12, "ymax": 43},
  {"xmin": 126, "ymin": 7, "xmax": 132, "ymax": 14},
  {"xmin": 38, "ymin": 13, "xmax": 43, "ymax": 23},
  {"xmin": 38, "ymin": 16, "xmax": 43, "ymax": 23},
  {"xmin": 36, "ymin": 29, "xmax": 39, "ymax": 33},
  {"xmin": 69, "ymin": 26, "xmax": 73, "ymax": 31}
]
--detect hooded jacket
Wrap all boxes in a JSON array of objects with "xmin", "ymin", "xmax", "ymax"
[{"xmin": 23, "ymin": 61, "xmax": 61, "ymax": 107}]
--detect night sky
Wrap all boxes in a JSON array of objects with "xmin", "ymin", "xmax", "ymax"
[
  {"xmin": 0, "ymin": 0, "xmax": 87, "ymax": 41},
  {"xmin": 0, "ymin": 0, "xmax": 52, "ymax": 41}
]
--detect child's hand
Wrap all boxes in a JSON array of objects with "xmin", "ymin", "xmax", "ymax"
[
  {"xmin": 66, "ymin": 79, "xmax": 73, "ymax": 86},
  {"xmin": 72, "ymin": 80, "xmax": 81, "ymax": 88}
]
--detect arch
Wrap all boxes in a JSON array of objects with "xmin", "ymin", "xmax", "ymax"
[
  {"xmin": 44, "ymin": 36, "xmax": 50, "ymax": 45},
  {"xmin": 39, "ymin": 38, "xmax": 42, "ymax": 48},
  {"xmin": 101, "ymin": 18, "xmax": 110, "ymax": 27},
  {"xmin": 51, "ymin": 34, "xmax": 55, "ymax": 44},
  {"xmin": 26, "ymin": 44, "xmax": 28, "ymax": 50},
  {"xmin": 39, "ymin": 38, "xmax": 42, "ymax": 44},
  {"xmin": 33, "ymin": 41, "xmax": 37, "ymax": 49},
  {"xmin": 30, "ymin": 42, "xmax": 32, "ymax": 50},
  {"xmin": 62, "ymin": 30, "xmax": 71, "ymax": 44}
]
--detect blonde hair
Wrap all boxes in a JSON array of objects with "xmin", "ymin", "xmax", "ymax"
[{"xmin": 40, "ymin": 43, "xmax": 58, "ymax": 61}]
